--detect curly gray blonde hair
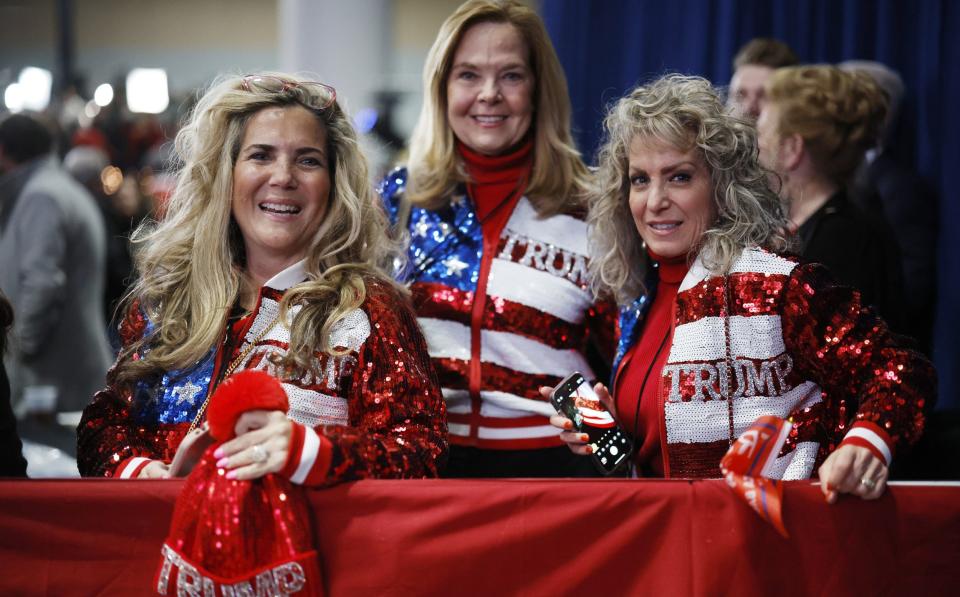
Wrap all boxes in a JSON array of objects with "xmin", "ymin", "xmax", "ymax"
[
  {"xmin": 589, "ymin": 74, "xmax": 791, "ymax": 304},
  {"xmin": 116, "ymin": 72, "xmax": 401, "ymax": 384}
]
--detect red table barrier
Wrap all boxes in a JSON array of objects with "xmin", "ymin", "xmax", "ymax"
[{"xmin": 1, "ymin": 478, "xmax": 958, "ymax": 596}]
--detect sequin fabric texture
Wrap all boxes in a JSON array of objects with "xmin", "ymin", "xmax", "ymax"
[
  {"xmin": 77, "ymin": 279, "xmax": 448, "ymax": 483},
  {"xmin": 380, "ymin": 168, "xmax": 482, "ymax": 290},
  {"xmin": 612, "ymin": 266, "xmax": 659, "ymax": 382},
  {"xmin": 617, "ymin": 247, "xmax": 932, "ymax": 479},
  {"xmin": 158, "ymin": 450, "xmax": 322, "ymax": 594},
  {"xmin": 380, "ymin": 167, "xmax": 616, "ymax": 449}
]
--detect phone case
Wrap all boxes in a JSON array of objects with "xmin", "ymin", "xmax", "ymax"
[{"xmin": 551, "ymin": 372, "xmax": 633, "ymax": 475}]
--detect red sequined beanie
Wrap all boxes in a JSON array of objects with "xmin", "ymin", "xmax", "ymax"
[{"xmin": 155, "ymin": 370, "xmax": 324, "ymax": 596}]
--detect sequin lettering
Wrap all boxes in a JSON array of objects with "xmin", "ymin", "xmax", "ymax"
[
  {"xmin": 243, "ymin": 347, "xmax": 356, "ymax": 394},
  {"xmin": 517, "ymin": 239, "xmax": 548, "ymax": 270},
  {"xmin": 221, "ymin": 570, "xmax": 277, "ymax": 597},
  {"xmin": 664, "ymin": 355, "xmax": 795, "ymax": 401},
  {"xmin": 157, "ymin": 544, "xmax": 307, "ymax": 596},
  {"xmin": 498, "ymin": 231, "xmax": 589, "ymax": 287}
]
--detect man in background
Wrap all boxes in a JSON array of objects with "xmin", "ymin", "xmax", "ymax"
[
  {"xmin": 728, "ymin": 37, "xmax": 799, "ymax": 121},
  {"xmin": 0, "ymin": 113, "xmax": 111, "ymax": 417},
  {"xmin": 63, "ymin": 145, "xmax": 136, "ymax": 337}
]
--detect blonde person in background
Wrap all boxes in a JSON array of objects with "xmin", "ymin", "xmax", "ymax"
[
  {"xmin": 78, "ymin": 72, "xmax": 447, "ymax": 484},
  {"xmin": 756, "ymin": 65, "xmax": 907, "ymax": 334},
  {"xmin": 380, "ymin": 0, "xmax": 616, "ymax": 477}
]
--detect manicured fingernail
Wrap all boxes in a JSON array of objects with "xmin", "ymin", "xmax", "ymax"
[
  {"xmin": 581, "ymin": 434, "xmax": 589, "ymax": 442},
  {"xmin": 214, "ymin": 447, "xmax": 224, "ymax": 459},
  {"xmin": 586, "ymin": 445, "xmax": 593, "ymax": 454},
  {"xmin": 564, "ymin": 421, "xmax": 572, "ymax": 430},
  {"xmin": 225, "ymin": 470, "xmax": 237, "ymax": 480},
  {"xmin": 216, "ymin": 457, "xmax": 229, "ymax": 468}
]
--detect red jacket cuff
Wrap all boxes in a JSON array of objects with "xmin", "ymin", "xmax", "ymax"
[
  {"xmin": 280, "ymin": 422, "xmax": 333, "ymax": 485},
  {"xmin": 115, "ymin": 456, "xmax": 155, "ymax": 479},
  {"xmin": 841, "ymin": 421, "xmax": 894, "ymax": 467}
]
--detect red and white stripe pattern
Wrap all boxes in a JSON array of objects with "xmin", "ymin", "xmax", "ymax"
[
  {"xmin": 662, "ymin": 248, "xmax": 823, "ymax": 479},
  {"xmin": 238, "ymin": 298, "xmax": 362, "ymax": 429},
  {"xmin": 116, "ymin": 456, "xmax": 153, "ymax": 478},
  {"xmin": 840, "ymin": 421, "xmax": 893, "ymax": 466},
  {"xmin": 281, "ymin": 423, "xmax": 333, "ymax": 485},
  {"xmin": 237, "ymin": 279, "xmax": 371, "ymax": 483},
  {"xmin": 417, "ymin": 197, "xmax": 600, "ymax": 449},
  {"xmin": 113, "ymin": 261, "xmax": 368, "ymax": 481}
]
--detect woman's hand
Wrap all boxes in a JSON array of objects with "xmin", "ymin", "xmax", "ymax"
[
  {"xmin": 540, "ymin": 382, "xmax": 616, "ymax": 456},
  {"xmin": 817, "ymin": 444, "xmax": 889, "ymax": 503},
  {"xmin": 138, "ymin": 461, "xmax": 171, "ymax": 479},
  {"xmin": 213, "ymin": 410, "xmax": 292, "ymax": 481}
]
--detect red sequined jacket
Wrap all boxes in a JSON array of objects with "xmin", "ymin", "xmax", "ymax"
[
  {"xmin": 633, "ymin": 247, "xmax": 932, "ymax": 479},
  {"xmin": 77, "ymin": 261, "xmax": 448, "ymax": 484},
  {"xmin": 382, "ymin": 169, "xmax": 616, "ymax": 449}
]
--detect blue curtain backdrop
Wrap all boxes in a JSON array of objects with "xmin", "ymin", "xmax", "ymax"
[{"xmin": 543, "ymin": 0, "xmax": 960, "ymax": 410}]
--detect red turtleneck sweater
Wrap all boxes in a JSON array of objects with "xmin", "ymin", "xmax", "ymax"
[
  {"xmin": 459, "ymin": 138, "xmax": 533, "ymax": 238},
  {"xmin": 458, "ymin": 139, "xmax": 534, "ymax": 439},
  {"xmin": 614, "ymin": 251, "xmax": 689, "ymax": 477}
]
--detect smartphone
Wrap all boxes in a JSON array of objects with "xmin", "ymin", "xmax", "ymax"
[{"xmin": 551, "ymin": 372, "xmax": 633, "ymax": 475}]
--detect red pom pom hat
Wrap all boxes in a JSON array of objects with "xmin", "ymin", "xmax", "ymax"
[{"xmin": 155, "ymin": 371, "xmax": 324, "ymax": 596}]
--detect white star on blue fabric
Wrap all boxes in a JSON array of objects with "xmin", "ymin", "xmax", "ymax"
[
  {"xmin": 172, "ymin": 380, "xmax": 203, "ymax": 406},
  {"xmin": 413, "ymin": 214, "xmax": 430, "ymax": 238},
  {"xmin": 442, "ymin": 256, "xmax": 468, "ymax": 277}
]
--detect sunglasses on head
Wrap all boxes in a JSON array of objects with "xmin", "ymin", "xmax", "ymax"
[{"xmin": 240, "ymin": 75, "xmax": 337, "ymax": 111}]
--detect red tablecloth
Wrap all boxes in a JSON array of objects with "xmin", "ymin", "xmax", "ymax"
[{"xmin": 1, "ymin": 479, "xmax": 958, "ymax": 596}]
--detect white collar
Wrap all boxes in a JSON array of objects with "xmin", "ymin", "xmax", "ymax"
[{"xmin": 263, "ymin": 259, "xmax": 308, "ymax": 291}]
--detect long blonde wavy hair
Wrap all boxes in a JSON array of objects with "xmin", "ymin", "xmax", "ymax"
[
  {"xmin": 406, "ymin": 0, "xmax": 591, "ymax": 216},
  {"xmin": 590, "ymin": 74, "xmax": 791, "ymax": 304},
  {"xmin": 115, "ymin": 72, "xmax": 400, "ymax": 384}
]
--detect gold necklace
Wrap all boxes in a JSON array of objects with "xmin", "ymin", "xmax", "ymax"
[{"xmin": 187, "ymin": 313, "xmax": 281, "ymax": 432}]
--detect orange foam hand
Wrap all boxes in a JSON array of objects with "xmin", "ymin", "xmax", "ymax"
[{"xmin": 720, "ymin": 415, "xmax": 792, "ymax": 538}]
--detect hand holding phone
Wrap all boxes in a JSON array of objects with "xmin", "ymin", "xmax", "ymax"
[{"xmin": 550, "ymin": 372, "xmax": 633, "ymax": 475}]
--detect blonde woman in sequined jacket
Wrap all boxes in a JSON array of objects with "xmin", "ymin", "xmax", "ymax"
[
  {"xmin": 381, "ymin": 0, "xmax": 616, "ymax": 478},
  {"xmin": 545, "ymin": 74, "xmax": 933, "ymax": 502},
  {"xmin": 77, "ymin": 73, "xmax": 447, "ymax": 484}
]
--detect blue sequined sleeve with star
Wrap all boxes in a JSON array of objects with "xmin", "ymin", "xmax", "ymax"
[
  {"xmin": 77, "ymin": 307, "xmax": 202, "ymax": 477},
  {"xmin": 377, "ymin": 167, "xmax": 483, "ymax": 289}
]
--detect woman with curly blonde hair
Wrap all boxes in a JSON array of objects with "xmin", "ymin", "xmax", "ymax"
[
  {"xmin": 78, "ymin": 73, "xmax": 447, "ymax": 483},
  {"xmin": 757, "ymin": 65, "xmax": 905, "ymax": 327},
  {"xmin": 547, "ymin": 74, "xmax": 932, "ymax": 502},
  {"xmin": 381, "ymin": 0, "xmax": 614, "ymax": 477}
]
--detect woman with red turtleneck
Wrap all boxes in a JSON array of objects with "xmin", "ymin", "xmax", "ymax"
[
  {"xmin": 612, "ymin": 252, "xmax": 688, "ymax": 478},
  {"xmin": 380, "ymin": 1, "xmax": 614, "ymax": 477},
  {"xmin": 546, "ymin": 75, "xmax": 932, "ymax": 504}
]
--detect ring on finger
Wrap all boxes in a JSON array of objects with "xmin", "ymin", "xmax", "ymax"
[
  {"xmin": 250, "ymin": 444, "xmax": 269, "ymax": 464},
  {"xmin": 860, "ymin": 476, "xmax": 877, "ymax": 490}
]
